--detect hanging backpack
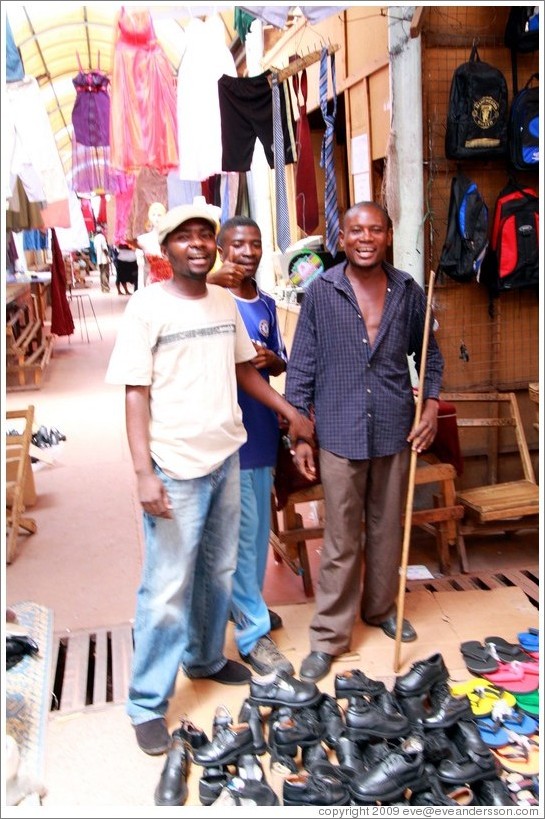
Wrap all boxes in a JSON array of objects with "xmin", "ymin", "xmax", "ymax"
[
  {"xmin": 445, "ymin": 44, "xmax": 509, "ymax": 160},
  {"xmin": 504, "ymin": 6, "xmax": 539, "ymax": 95},
  {"xmin": 480, "ymin": 182, "xmax": 539, "ymax": 297},
  {"xmin": 438, "ymin": 175, "xmax": 489, "ymax": 283},
  {"xmin": 509, "ymin": 73, "xmax": 539, "ymax": 171}
]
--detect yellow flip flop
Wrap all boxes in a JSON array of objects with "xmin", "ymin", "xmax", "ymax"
[{"xmin": 450, "ymin": 678, "xmax": 516, "ymax": 716}]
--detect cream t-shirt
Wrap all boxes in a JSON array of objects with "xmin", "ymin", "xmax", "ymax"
[{"xmin": 106, "ymin": 282, "xmax": 256, "ymax": 479}]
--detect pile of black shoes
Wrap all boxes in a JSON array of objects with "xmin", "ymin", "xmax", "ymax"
[
  {"xmin": 30, "ymin": 426, "xmax": 67, "ymax": 448},
  {"xmin": 154, "ymin": 717, "xmax": 209, "ymax": 806}
]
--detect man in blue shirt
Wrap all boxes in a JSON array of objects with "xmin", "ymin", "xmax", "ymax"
[
  {"xmin": 286, "ymin": 201, "xmax": 444, "ymax": 683},
  {"xmin": 209, "ymin": 216, "xmax": 294, "ymax": 676}
]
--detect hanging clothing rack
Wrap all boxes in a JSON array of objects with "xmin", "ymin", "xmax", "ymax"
[{"xmin": 267, "ymin": 43, "xmax": 340, "ymax": 85}]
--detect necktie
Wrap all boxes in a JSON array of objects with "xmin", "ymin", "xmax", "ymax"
[
  {"xmin": 293, "ymin": 69, "xmax": 319, "ymax": 234},
  {"xmin": 319, "ymin": 48, "xmax": 340, "ymax": 256},
  {"xmin": 271, "ymin": 73, "xmax": 292, "ymax": 252}
]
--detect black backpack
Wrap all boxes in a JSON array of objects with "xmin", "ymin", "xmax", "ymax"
[
  {"xmin": 438, "ymin": 175, "xmax": 489, "ymax": 283},
  {"xmin": 445, "ymin": 44, "xmax": 509, "ymax": 160},
  {"xmin": 509, "ymin": 74, "xmax": 539, "ymax": 171},
  {"xmin": 504, "ymin": 6, "xmax": 539, "ymax": 54},
  {"xmin": 480, "ymin": 181, "xmax": 539, "ymax": 299}
]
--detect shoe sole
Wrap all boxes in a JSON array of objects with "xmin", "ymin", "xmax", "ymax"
[{"xmin": 283, "ymin": 795, "xmax": 350, "ymax": 806}]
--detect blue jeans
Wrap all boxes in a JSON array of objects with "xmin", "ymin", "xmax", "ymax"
[
  {"xmin": 231, "ymin": 466, "xmax": 274, "ymax": 656},
  {"xmin": 127, "ymin": 453, "xmax": 240, "ymax": 726}
]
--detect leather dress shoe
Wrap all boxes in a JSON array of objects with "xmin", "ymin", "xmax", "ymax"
[
  {"xmin": 376, "ymin": 615, "xmax": 417, "ymax": 642},
  {"xmin": 154, "ymin": 731, "xmax": 189, "ymax": 805},
  {"xmin": 411, "ymin": 764, "xmax": 476, "ymax": 806},
  {"xmin": 317, "ymin": 693, "xmax": 346, "ymax": 749},
  {"xmin": 301, "ymin": 741, "xmax": 329, "ymax": 770},
  {"xmin": 177, "ymin": 717, "xmax": 209, "ymax": 750},
  {"xmin": 394, "ymin": 652, "xmax": 449, "ymax": 698},
  {"xmin": 437, "ymin": 750, "xmax": 499, "ymax": 786},
  {"xmin": 474, "ymin": 778, "xmax": 516, "ymax": 806},
  {"xmin": 283, "ymin": 770, "xmax": 350, "ymax": 806},
  {"xmin": 349, "ymin": 736, "xmax": 426, "ymax": 804},
  {"xmin": 420, "ymin": 686, "xmax": 473, "ymax": 728},
  {"xmin": 268, "ymin": 706, "xmax": 324, "ymax": 756},
  {"xmin": 199, "ymin": 767, "xmax": 230, "ymax": 805},
  {"xmin": 238, "ymin": 698, "xmax": 266, "ymax": 755},
  {"xmin": 335, "ymin": 735, "xmax": 366, "ymax": 777},
  {"xmin": 299, "ymin": 651, "xmax": 333, "ymax": 682},
  {"xmin": 335, "ymin": 668, "xmax": 386, "ymax": 700},
  {"xmin": 345, "ymin": 694, "xmax": 410, "ymax": 740},
  {"xmin": 193, "ymin": 723, "xmax": 254, "ymax": 767},
  {"xmin": 249, "ymin": 668, "xmax": 321, "ymax": 708}
]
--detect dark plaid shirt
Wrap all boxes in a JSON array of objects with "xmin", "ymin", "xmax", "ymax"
[{"xmin": 285, "ymin": 261, "xmax": 444, "ymax": 460}]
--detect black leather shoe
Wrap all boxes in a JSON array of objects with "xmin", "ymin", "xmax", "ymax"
[
  {"xmin": 335, "ymin": 735, "xmax": 366, "ymax": 777},
  {"xmin": 249, "ymin": 669, "xmax": 321, "ymax": 708},
  {"xmin": 177, "ymin": 718, "xmax": 209, "ymax": 751},
  {"xmin": 437, "ymin": 751, "xmax": 499, "ymax": 786},
  {"xmin": 283, "ymin": 770, "xmax": 350, "ymax": 806},
  {"xmin": 335, "ymin": 668, "xmax": 386, "ymax": 699},
  {"xmin": 317, "ymin": 693, "xmax": 346, "ymax": 750},
  {"xmin": 154, "ymin": 731, "xmax": 189, "ymax": 805},
  {"xmin": 411, "ymin": 764, "xmax": 476, "ymax": 806},
  {"xmin": 238, "ymin": 698, "xmax": 266, "ymax": 755},
  {"xmin": 420, "ymin": 687, "xmax": 473, "ymax": 728},
  {"xmin": 345, "ymin": 694, "xmax": 410, "ymax": 741},
  {"xmin": 193, "ymin": 723, "xmax": 254, "ymax": 767},
  {"xmin": 199, "ymin": 767, "xmax": 230, "ymax": 805},
  {"xmin": 299, "ymin": 651, "xmax": 333, "ymax": 682},
  {"xmin": 374, "ymin": 615, "xmax": 417, "ymax": 642},
  {"xmin": 349, "ymin": 736, "xmax": 426, "ymax": 804},
  {"xmin": 268, "ymin": 609, "xmax": 283, "ymax": 631},
  {"xmin": 474, "ymin": 778, "xmax": 516, "ymax": 806},
  {"xmin": 394, "ymin": 653, "xmax": 449, "ymax": 698},
  {"xmin": 134, "ymin": 717, "xmax": 170, "ymax": 755},
  {"xmin": 269, "ymin": 706, "xmax": 324, "ymax": 756}
]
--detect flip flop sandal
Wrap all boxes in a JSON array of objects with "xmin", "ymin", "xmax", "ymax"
[
  {"xmin": 482, "ymin": 665, "xmax": 539, "ymax": 694},
  {"xmin": 459, "ymin": 640, "xmax": 499, "ymax": 674},
  {"xmin": 517, "ymin": 630, "xmax": 539, "ymax": 653},
  {"xmin": 484, "ymin": 636, "xmax": 534, "ymax": 664},
  {"xmin": 449, "ymin": 679, "xmax": 516, "ymax": 716},
  {"xmin": 475, "ymin": 719, "xmax": 510, "ymax": 748},
  {"xmin": 513, "ymin": 691, "xmax": 539, "ymax": 717},
  {"xmin": 478, "ymin": 711, "xmax": 537, "ymax": 741},
  {"xmin": 491, "ymin": 734, "xmax": 540, "ymax": 775}
]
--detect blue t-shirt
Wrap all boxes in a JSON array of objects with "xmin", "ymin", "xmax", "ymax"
[{"xmin": 231, "ymin": 284, "xmax": 287, "ymax": 469}]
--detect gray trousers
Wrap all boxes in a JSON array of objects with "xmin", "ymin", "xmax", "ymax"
[{"xmin": 309, "ymin": 447, "xmax": 411, "ymax": 656}]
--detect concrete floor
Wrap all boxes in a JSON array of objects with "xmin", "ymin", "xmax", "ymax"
[{"xmin": 4, "ymin": 272, "xmax": 540, "ymax": 813}]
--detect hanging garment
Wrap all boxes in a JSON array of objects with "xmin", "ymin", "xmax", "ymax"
[
  {"xmin": 177, "ymin": 16, "xmax": 237, "ymax": 181},
  {"xmin": 80, "ymin": 198, "xmax": 96, "ymax": 233},
  {"xmin": 6, "ymin": 75, "xmax": 70, "ymax": 227},
  {"xmin": 71, "ymin": 66, "xmax": 110, "ymax": 147},
  {"xmin": 110, "ymin": 8, "xmax": 178, "ymax": 174},
  {"xmin": 50, "ymin": 229, "xmax": 75, "ymax": 338},
  {"xmin": 271, "ymin": 74, "xmax": 291, "ymax": 252},
  {"xmin": 218, "ymin": 72, "xmax": 297, "ymax": 171},
  {"xmin": 6, "ymin": 17, "xmax": 24, "ymax": 82},
  {"xmin": 319, "ymin": 48, "xmax": 340, "ymax": 256},
  {"xmin": 292, "ymin": 69, "xmax": 319, "ymax": 234}
]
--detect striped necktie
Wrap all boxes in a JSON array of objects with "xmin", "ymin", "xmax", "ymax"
[
  {"xmin": 271, "ymin": 73, "xmax": 292, "ymax": 252},
  {"xmin": 319, "ymin": 48, "xmax": 339, "ymax": 256}
]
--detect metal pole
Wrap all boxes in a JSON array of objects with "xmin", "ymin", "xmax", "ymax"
[{"xmin": 394, "ymin": 269, "xmax": 437, "ymax": 672}]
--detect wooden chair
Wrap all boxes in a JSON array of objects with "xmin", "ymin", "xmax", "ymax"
[
  {"xmin": 6, "ymin": 406, "xmax": 38, "ymax": 563},
  {"xmin": 270, "ymin": 459, "xmax": 466, "ymax": 597},
  {"xmin": 441, "ymin": 391, "xmax": 539, "ymax": 541}
]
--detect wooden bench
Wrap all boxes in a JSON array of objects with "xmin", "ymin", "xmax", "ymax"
[
  {"xmin": 441, "ymin": 391, "xmax": 539, "ymax": 542},
  {"xmin": 6, "ymin": 406, "xmax": 38, "ymax": 563},
  {"xmin": 6, "ymin": 294, "xmax": 54, "ymax": 391},
  {"xmin": 270, "ymin": 458, "xmax": 466, "ymax": 597}
]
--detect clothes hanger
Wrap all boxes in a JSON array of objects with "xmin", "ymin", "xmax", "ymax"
[{"xmin": 268, "ymin": 43, "xmax": 340, "ymax": 85}]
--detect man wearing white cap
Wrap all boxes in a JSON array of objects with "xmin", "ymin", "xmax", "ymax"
[{"xmin": 106, "ymin": 203, "xmax": 314, "ymax": 756}]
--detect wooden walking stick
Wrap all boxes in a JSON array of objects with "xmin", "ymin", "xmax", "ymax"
[{"xmin": 393, "ymin": 269, "xmax": 437, "ymax": 673}]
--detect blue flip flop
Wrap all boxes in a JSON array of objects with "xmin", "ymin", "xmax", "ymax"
[
  {"xmin": 476, "ymin": 718, "xmax": 509, "ymax": 747},
  {"xmin": 478, "ymin": 710, "xmax": 538, "ymax": 739},
  {"xmin": 518, "ymin": 630, "xmax": 539, "ymax": 653}
]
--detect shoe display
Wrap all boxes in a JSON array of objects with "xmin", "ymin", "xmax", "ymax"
[
  {"xmin": 204, "ymin": 659, "xmax": 251, "ymax": 685},
  {"xmin": 133, "ymin": 717, "xmax": 170, "ymax": 755},
  {"xmin": 240, "ymin": 634, "xmax": 294, "ymax": 676},
  {"xmin": 299, "ymin": 650, "xmax": 333, "ymax": 682},
  {"xmin": 249, "ymin": 669, "xmax": 321, "ymax": 708},
  {"xmin": 268, "ymin": 609, "xmax": 283, "ymax": 631},
  {"xmin": 154, "ymin": 731, "xmax": 189, "ymax": 805},
  {"xmin": 349, "ymin": 736, "xmax": 426, "ymax": 804},
  {"xmin": 193, "ymin": 723, "xmax": 255, "ymax": 767},
  {"xmin": 345, "ymin": 693, "xmax": 410, "ymax": 741},
  {"xmin": 334, "ymin": 668, "xmax": 387, "ymax": 699},
  {"xmin": 283, "ymin": 770, "xmax": 350, "ymax": 806},
  {"xmin": 393, "ymin": 652, "xmax": 449, "ymax": 698}
]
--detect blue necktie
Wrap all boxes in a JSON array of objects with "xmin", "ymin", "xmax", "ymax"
[
  {"xmin": 271, "ymin": 73, "xmax": 292, "ymax": 252},
  {"xmin": 319, "ymin": 48, "xmax": 339, "ymax": 256}
]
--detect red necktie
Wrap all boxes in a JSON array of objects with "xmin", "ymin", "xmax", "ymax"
[{"xmin": 292, "ymin": 69, "xmax": 319, "ymax": 235}]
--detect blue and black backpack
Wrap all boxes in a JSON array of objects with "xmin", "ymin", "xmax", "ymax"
[
  {"xmin": 509, "ymin": 73, "xmax": 539, "ymax": 171},
  {"xmin": 438, "ymin": 175, "xmax": 489, "ymax": 283}
]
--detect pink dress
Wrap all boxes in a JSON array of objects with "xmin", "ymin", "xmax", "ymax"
[{"xmin": 110, "ymin": 8, "xmax": 179, "ymax": 174}]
